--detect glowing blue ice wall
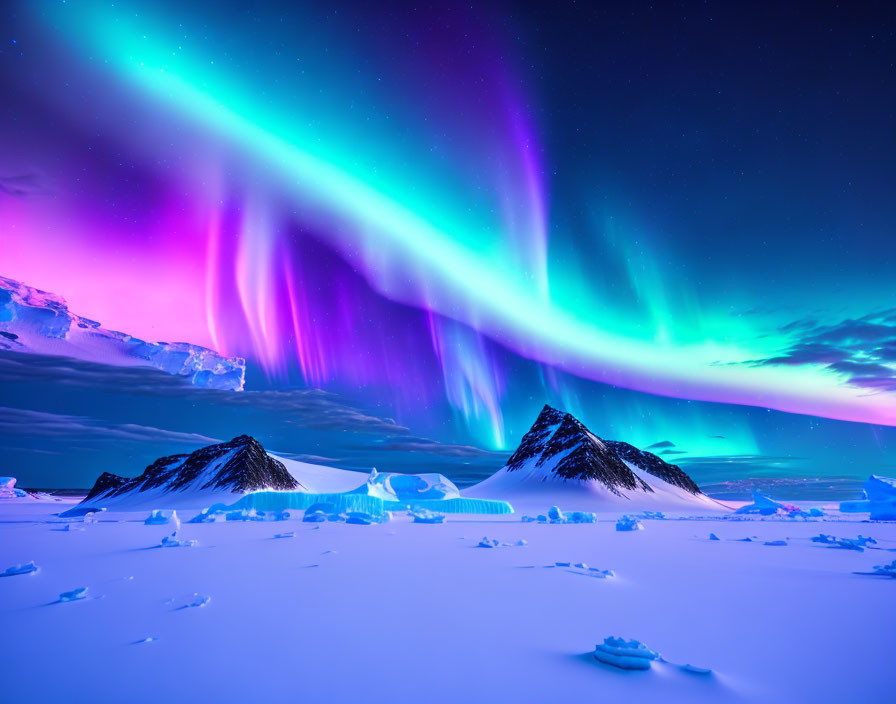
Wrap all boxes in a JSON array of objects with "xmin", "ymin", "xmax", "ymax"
[{"xmin": 222, "ymin": 491, "xmax": 513, "ymax": 515}]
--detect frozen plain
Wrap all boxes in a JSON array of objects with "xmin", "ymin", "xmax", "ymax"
[{"xmin": 1, "ymin": 496, "xmax": 894, "ymax": 704}]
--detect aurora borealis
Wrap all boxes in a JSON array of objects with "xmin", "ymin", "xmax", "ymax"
[{"xmin": 1, "ymin": 1, "xmax": 894, "ymax": 490}]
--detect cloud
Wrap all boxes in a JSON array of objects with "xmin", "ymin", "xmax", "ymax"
[
  {"xmin": 0, "ymin": 406, "xmax": 219, "ymax": 446},
  {"xmin": 645, "ymin": 440, "xmax": 675, "ymax": 449},
  {"xmin": 0, "ymin": 172, "xmax": 50, "ymax": 198},
  {"xmin": 748, "ymin": 310, "xmax": 896, "ymax": 394},
  {"xmin": 355, "ymin": 436, "xmax": 505, "ymax": 459},
  {"xmin": 0, "ymin": 350, "xmax": 408, "ymax": 436}
]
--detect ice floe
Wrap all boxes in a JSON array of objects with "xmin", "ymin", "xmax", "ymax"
[
  {"xmin": 635, "ymin": 511, "xmax": 666, "ymax": 520},
  {"xmin": 593, "ymin": 637, "xmax": 660, "ymax": 670},
  {"xmin": 735, "ymin": 490, "xmax": 806, "ymax": 517},
  {"xmin": 159, "ymin": 532, "xmax": 197, "ymax": 548},
  {"xmin": 188, "ymin": 508, "xmax": 227, "ymax": 523},
  {"xmin": 477, "ymin": 536, "xmax": 526, "ymax": 548},
  {"xmin": 58, "ymin": 587, "xmax": 88, "ymax": 602},
  {"xmin": 145, "ymin": 509, "xmax": 179, "ymax": 527},
  {"xmin": 168, "ymin": 593, "xmax": 210, "ymax": 609},
  {"xmin": 409, "ymin": 507, "xmax": 446, "ymax": 523},
  {"xmin": 345, "ymin": 510, "xmax": 390, "ymax": 525},
  {"xmin": 615, "ymin": 515, "xmax": 644, "ymax": 531},
  {"xmin": 864, "ymin": 560, "xmax": 896, "ymax": 578},
  {"xmin": 812, "ymin": 533, "xmax": 877, "ymax": 552},
  {"xmin": 0, "ymin": 476, "xmax": 32, "ymax": 500},
  {"xmin": 273, "ymin": 531, "xmax": 295, "ymax": 539},
  {"xmin": 551, "ymin": 562, "xmax": 614, "ymax": 578},
  {"xmin": 301, "ymin": 503, "xmax": 389, "ymax": 524},
  {"xmin": 840, "ymin": 475, "xmax": 896, "ymax": 520},
  {"xmin": 189, "ymin": 507, "xmax": 293, "ymax": 523},
  {"xmin": 521, "ymin": 506, "xmax": 597, "ymax": 524},
  {"xmin": 2, "ymin": 561, "xmax": 39, "ymax": 577}
]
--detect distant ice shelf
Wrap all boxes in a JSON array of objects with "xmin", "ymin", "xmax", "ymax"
[{"xmin": 0, "ymin": 275, "xmax": 245, "ymax": 390}]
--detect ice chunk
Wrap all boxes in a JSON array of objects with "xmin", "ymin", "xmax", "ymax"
[
  {"xmin": 2, "ymin": 561, "xmax": 39, "ymax": 577},
  {"xmin": 709, "ymin": 533, "xmax": 720, "ymax": 541},
  {"xmin": 159, "ymin": 532, "xmax": 197, "ymax": 548},
  {"xmin": 566, "ymin": 511, "xmax": 597, "ymax": 523},
  {"xmin": 593, "ymin": 637, "xmax": 660, "ymax": 670},
  {"xmin": 636, "ymin": 511, "xmax": 666, "ymax": 520},
  {"xmin": 548, "ymin": 506, "xmax": 565, "ymax": 523},
  {"xmin": 811, "ymin": 533, "xmax": 837, "ymax": 544},
  {"xmin": 302, "ymin": 511, "xmax": 330, "ymax": 523},
  {"xmin": 808, "ymin": 508, "xmax": 824, "ymax": 517},
  {"xmin": 523, "ymin": 508, "xmax": 596, "ymax": 524},
  {"xmin": 0, "ymin": 476, "xmax": 31, "ymax": 500},
  {"xmin": 681, "ymin": 664, "xmax": 713, "ymax": 675},
  {"xmin": 829, "ymin": 539, "xmax": 865, "ymax": 551},
  {"xmin": 145, "ymin": 509, "xmax": 179, "ymax": 527},
  {"xmin": 735, "ymin": 490, "xmax": 803, "ymax": 516},
  {"xmin": 872, "ymin": 560, "xmax": 896, "ymax": 578},
  {"xmin": 763, "ymin": 540, "xmax": 787, "ymax": 546},
  {"xmin": 274, "ymin": 531, "xmax": 295, "ymax": 539},
  {"xmin": 226, "ymin": 508, "xmax": 259, "ymax": 521},
  {"xmin": 553, "ymin": 562, "xmax": 614, "ymax": 578},
  {"xmin": 478, "ymin": 537, "xmax": 524, "ymax": 548},
  {"xmin": 409, "ymin": 507, "xmax": 446, "ymax": 524},
  {"xmin": 345, "ymin": 510, "xmax": 390, "ymax": 525},
  {"xmin": 303, "ymin": 502, "xmax": 347, "ymax": 523},
  {"xmin": 189, "ymin": 508, "xmax": 227, "ymax": 523},
  {"xmin": 170, "ymin": 593, "xmax": 210, "ymax": 609},
  {"xmin": 58, "ymin": 587, "xmax": 88, "ymax": 602},
  {"xmin": 193, "ymin": 506, "xmax": 295, "ymax": 523},
  {"xmin": 133, "ymin": 636, "xmax": 159, "ymax": 645},
  {"xmin": 839, "ymin": 475, "xmax": 896, "ymax": 520},
  {"xmin": 615, "ymin": 515, "xmax": 644, "ymax": 532}
]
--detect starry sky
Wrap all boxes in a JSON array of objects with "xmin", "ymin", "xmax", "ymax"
[{"xmin": 1, "ymin": 1, "xmax": 894, "ymax": 495}]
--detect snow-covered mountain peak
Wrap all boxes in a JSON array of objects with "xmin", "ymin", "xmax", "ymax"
[
  {"xmin": 75, "ymin": 435, "xmax": 303, "ymax": 511},
  {"xmin": 467, "ymin": 405, "xmax": 718, "ymax": 511},
  {"xmin": 504, "ymin": 405, "xmax": 650, "ymax": 494}
]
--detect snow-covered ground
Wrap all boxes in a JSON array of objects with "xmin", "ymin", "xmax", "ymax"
[{"xmin": 1, "ymin": 495, "xmax": 893, "ymax": 704}]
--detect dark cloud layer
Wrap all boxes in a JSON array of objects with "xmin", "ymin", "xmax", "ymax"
[
  {"xmin": 750, "ymin": 310, "xmax": 896, "ymax": 393},
  {"xmin": 0, "ymin": 349, "xmax": 504, "ymax": 486},
  {"xmin": 0, "ymin": 172, "xmax": 49, "ymax": 198},
  {"xmin": 0, "ymin": 351, "xmax": 408, "ymax": 436},
  {"xmin": 0, "ymin": 406, "xmax": 219, "ymax": 446}
]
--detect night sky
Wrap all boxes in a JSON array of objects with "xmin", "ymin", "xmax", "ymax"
[{"xmin": 1, "ymin": 1, "xmax": 894, "ymax": 495}]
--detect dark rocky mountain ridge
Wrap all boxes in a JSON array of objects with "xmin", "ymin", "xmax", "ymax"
[
  {"xmin": 504, "ymin": 405, "xmax": 702, "ymax": 496},
  {"xmin": 84, "ymin": 435, "xmax": 302, "ymax": 501}
]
